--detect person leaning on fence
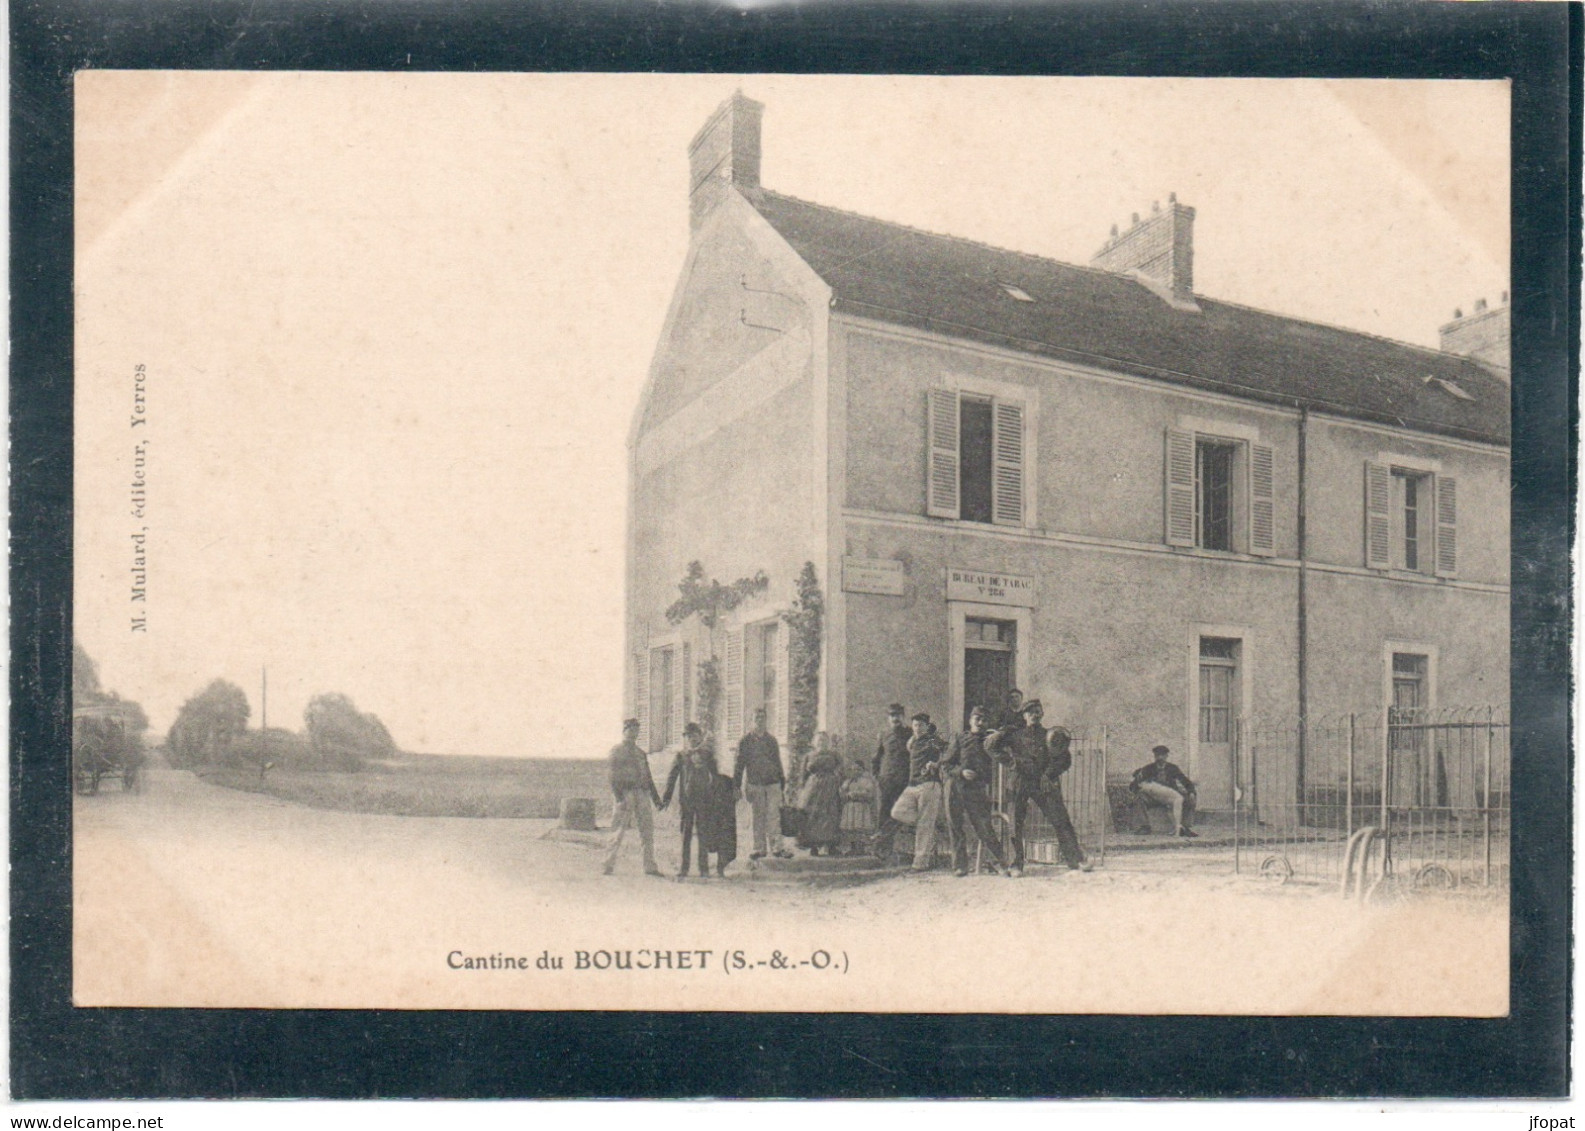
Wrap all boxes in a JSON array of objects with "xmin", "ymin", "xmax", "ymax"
[
  {"xmin": 1130, "ymin": 744, "xmax": 1198, "ymax": 837},
  {"xmin": 734, "ymin": 707, "xmax": 792, "ymax": 860},
  {"xmin": 602, "ymin": 718, "xmax": 665, "ymax": 877},
  {"xmin": 872, "ymin": 703, "xmax": 912, "ymax": 858},
  {"xmin": 988, "ymin": 698, "xmax": 1092, "ymax": 874},
  {"xmin": 888, "ymin": 713, "xmax": 947, "ymax": 872},
  {"xmin": 940, "ymin": 706, "xmax": 1012, "ymax": 877}
]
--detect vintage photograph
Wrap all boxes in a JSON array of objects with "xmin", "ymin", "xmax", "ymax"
[{"xmin": 72, "ymin": 73, "xmax": 1510, "ymax": 1013}]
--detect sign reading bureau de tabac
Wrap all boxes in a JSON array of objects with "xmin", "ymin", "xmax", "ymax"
[
  {"xmin": 842, "ymin": 557, "xmax": 908, "ymax": 596},
  {"xmin": 945, "ymin": 567, "xmax": 1036, "ymax": 606}
]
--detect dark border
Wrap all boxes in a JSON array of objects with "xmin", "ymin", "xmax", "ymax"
[{"xmin": 11, "ymin": 0, "xmax": 1577, "ymax": 1100}]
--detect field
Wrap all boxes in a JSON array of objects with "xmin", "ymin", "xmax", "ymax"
[{"xmin": 200, "ymin": 751, "xmax": 611, "ymax": 819}]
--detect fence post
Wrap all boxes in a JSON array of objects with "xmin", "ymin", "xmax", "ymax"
[
  {"xmin": 1345, "ymin": 713, "xmax": 1355, "ymax": 838},
  {"xmin": 1232, "ymin": 718, "xmax": 1241, "ymax": 876},
  {"xmin": 1379, "ymin": 708, "xmax": 1390, "ymax": 838},
  {"xmin": 1483, "ymin": 706, "xmax": 1493, "ymax": 887},
  {"xmin": 1099, "ymin": 725, "xmax": 1108, "ymax": 868}
]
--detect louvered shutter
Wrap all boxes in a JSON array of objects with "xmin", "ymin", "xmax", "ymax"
[
  {"xmin": 991, "ymin": 400, "xmax": 1025, "ymax": 526},
  {"xmin": 1248, "ymin": 442, "xmax": 1275, "ymax": 556},
  {"xmin": 1364, "ymin": 461, "xmax": 1392, "ymax": 569},
  {"xmin": 681, "ymin": 642, "xmax": 693, "ymax": 725},
  {"xmin": 926, "ymin": 388, "xmax": 960, "ymax": 519},
  {"xmin": 724, "ymin": 627, "xmax": 744, "ymax": 750},
  {"xmin": 778, "ymin": 621, "xmax": 794, "ymax": 747},
  {"xmin": 669, "ymin": 647, "xmax": 685, "ymax": 747},
  {"xmin": 1433, "ymin": 476, "xmax": 1458, "ymax": 578},
  {"xmin": 1164, "ymin": 429, "xmax": 1196, "ymax": 547},
  {"xmin": 634, "ymin": 651, "xmax": 651, "ymax": 749}
]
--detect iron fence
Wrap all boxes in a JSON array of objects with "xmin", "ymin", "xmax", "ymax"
[
  {"xmin": 991, "ymin": 726, "xmax": 1109, "ymax": 866},
  {"xmin": 1235, "ymin": 708, "xmax": 1509, "ymax": 891}
]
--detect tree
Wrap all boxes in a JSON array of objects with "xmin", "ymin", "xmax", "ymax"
[
  {"xmin": 304, "ymin": 693, "xmax": 396, "ymax": 771},
  {"xmin": 168, "ymin": 679, "xmax": 250, "ymax": 768},
  {"xmin": 780, "ymin": 562, "xmax": 824, "ymax": 761},
  {"xmin": 72, "ymin": 638, "xmax": 103, "ymax": 704}
]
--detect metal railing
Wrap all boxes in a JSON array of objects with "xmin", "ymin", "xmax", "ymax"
[
  {"xmin": 1235, "ymin": 708, "xmax": 1509, "ymax": 891},
  {"xmin": 991, "ymin": 726, "xmax": 1109, "ymax": 866}
]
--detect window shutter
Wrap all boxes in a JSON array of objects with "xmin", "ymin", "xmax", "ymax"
[
  {"xmin": 991, "ymin": 400, "xmax": 1025, "ymax": 526},
  {"xmin": 778, "ymin": 621, "xmax": 795, "ymax": 748},
  {"xmin": 926, "ymin": 388, "xmax": 960, "ymax": 519},
  {"xmin": 724, "ymin": 627, "xmax": 744, "ymax": 749},
  {"xmin": 1364, "ymin": 461, "xmax": 1392, "ymax": 569},
  {"xmin": 1164, "ymin": 429, "xmax": 1196, "ymax": 547},
  {"xmin": 1434, "ymin": 475, "xmax": 1458, "ymax": 578},
  {"xmin": 634, "ymin": 651, "xmax": 650, "ymax": 749},
  {"xmin": 669, "ymin": 647, "xmax": 685, "ymax": 745},
  {"xmin": 1248, "ymin": 442, "xmax": 1275, "ymax": 556},
  {"xmin": 681, "ymin": 642, "xmax": 693, "ymax": 725}
]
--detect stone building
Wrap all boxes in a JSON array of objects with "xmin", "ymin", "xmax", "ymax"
[{"xmin": 625, "ymin": 93, "xmax": 1509, "ymax": 809}]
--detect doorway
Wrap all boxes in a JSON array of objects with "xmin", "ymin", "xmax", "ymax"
[
  {"xmin": 1197, "ymin": 636, "xmax": 1240, "ymax": 807},
  {"xmin": 963, "ymin": 617, "xmax": 1016, "ymax": 730}
]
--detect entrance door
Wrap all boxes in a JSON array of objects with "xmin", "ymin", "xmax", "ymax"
[
  {"xmin": 1389, "ymin": 652, "xmax": 1434, "ymax": 806},
  {"xmin": 963, "ymin": 618, "xmax": 1016, "ymax": 731},
  {"xmin": 1197, "ymin": 637, "xmax": 1239, "ymax": 807}
]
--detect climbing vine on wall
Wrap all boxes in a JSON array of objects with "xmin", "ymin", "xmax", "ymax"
[{"xmin": 781, "ymin": 561, "xmax": 824, "ymax": 759}]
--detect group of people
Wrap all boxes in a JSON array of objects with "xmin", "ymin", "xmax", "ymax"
[{"xmin": 603, "ymin": 686, "xmax": 1199, "ymax": 880}]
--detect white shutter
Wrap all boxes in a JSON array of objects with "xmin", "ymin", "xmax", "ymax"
[
  {"xmin": 724, "ymin": 627, "xmax": 744, "ymax": 749},
  {"xmin": 634, "ymin": 651, "xmax": 650, "ymax": 749},
  {"xmin": 1164, "ymin": 429, "xmax": 1196, "ymax": 547},
  {"xmin": 778, "ymin": 620, "xmax": 795, "ymax": 748},
  {"xmin": 1248, "ymin": 442, "xmax": 1275, "ymax": 556},
  {"xmin": 681, "ymin": 642, "xmax": 693, "ymax": 724},
  {"xmin": 926, "ymin": 388, "xmax": 960, "ymax": 519},
  {"xmin": 669, "ymin": 647, "xmax": 685, "ymax": 747},
  {"xmin": 1434, "ymin": 475, "xmax": 1458, "ymax": 578},
  {"xmin": 1364, "ymin": 461, "xmax": 1392, "ymax": 569},
  {"xmin": 991, "ymin": 400, "xmax": 1025, "ymax": 527}
]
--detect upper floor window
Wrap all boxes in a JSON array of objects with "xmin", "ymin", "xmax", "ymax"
[
  {"xmin": 1164, "ymin": 429, "xmax": 1274, "ymax": 555},
  {"xmin": 927, "ymin": 388, "xmax": 1025, "ymax": 526},
  {"xmin": 1365, "ymin": 462, "xmax": 1457, "ymax": 577}
]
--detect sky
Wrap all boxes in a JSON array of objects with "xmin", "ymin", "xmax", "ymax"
[{"xmin": 73, "ymin": 73, "xmax": 1509, "ymax": 758}]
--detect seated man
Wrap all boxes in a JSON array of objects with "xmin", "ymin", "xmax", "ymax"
[{"xmin": 1129, "ymin": 744, "xmax": 1198, "ymax": 838}]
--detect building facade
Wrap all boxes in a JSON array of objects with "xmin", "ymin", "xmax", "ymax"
[{"xmin": 626, "ymin": 94, "xmax": 1510, "ymax": 807}]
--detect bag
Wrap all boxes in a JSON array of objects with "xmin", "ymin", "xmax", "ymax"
[{"xmin": 779, "ymin": 805, "xmax": 805, "ymax": 838}]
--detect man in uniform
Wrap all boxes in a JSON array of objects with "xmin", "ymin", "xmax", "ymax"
[
  {"xmin": 1130, "ymin": 744, "xmax": 1199, "ymax": 837},
  {"xmin": 734, "ymin": 707, "xmax": 791, "ymax": 860},
  {"xmin": 602, "ymin": 718, "xmax": 664, "ymax": 877},
  {"xmin": 872, "ymin": 703, "xmax": 912, "ymax": 858},
  {"xmin": 941, "ymin": 706, "xmax": 1012, "ymax": 877},
  {"xmin": 988, "ymin": 698, "xmax": 1091, "ymax": 875}
]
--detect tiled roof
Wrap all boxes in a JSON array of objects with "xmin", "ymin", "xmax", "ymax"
[{"xmin": 746, "ymin": 189, "xmax": 1509, "ymax": 446}]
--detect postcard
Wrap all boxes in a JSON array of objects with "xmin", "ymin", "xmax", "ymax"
[{"xmin": 72, "ymin": 72, "xmax": 1512, "ymax": 1014}]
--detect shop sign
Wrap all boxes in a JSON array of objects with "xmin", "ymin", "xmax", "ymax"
[
  {"xmin": 843, "ymin": 557, "xmax": 908, "ymax": 596},
  {"xmin": 946, "ymin": 567, "xmax": 1035, "ymax": 606}
]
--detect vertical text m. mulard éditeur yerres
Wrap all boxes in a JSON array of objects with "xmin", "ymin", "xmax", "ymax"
[{"xmin": 130, "ymin": 363, "xmax": 148, "ymax": 631}]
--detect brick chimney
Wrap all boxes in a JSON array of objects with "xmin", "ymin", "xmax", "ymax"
[
  {"xmin": 688, "ymin": 91, "xmax": 763, "ymax": 232},
  {"xmin": 1090, "ymin": 194, "xmax": 1198, "ymax": 310},
  {"xmin": 1439, "ymin": 292, "xmax": 1510, "ymax": 379}
]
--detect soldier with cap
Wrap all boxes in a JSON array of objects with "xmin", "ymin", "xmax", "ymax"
[
  {"xmin": 872, "ymin": 703, "xmax": 912, "ymax": 857},
  {"xmin": 733, "ymin": 706, "xmax": 790, "ymax": 860},
  {"xmin": 940, "ymin": 705, "xmax": 1012, "ymax": 877},
  {"xmin": 602, "ymin": 718, "xmax": 664, "ymax": 877},
  {"xmin": 1130, "ymin": 744, "xmax": 1198, "ymax": 837},
  {"xmin": 988, "ymin": 698, "xmax": 1091, "ymax": 874}
]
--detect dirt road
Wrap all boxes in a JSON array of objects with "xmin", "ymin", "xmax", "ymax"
[{"xmin": 74, "ymin": 767, "xmax": 1507, "ymax": 1013}]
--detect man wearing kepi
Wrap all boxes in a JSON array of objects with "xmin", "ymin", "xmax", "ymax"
[
  {"xmin": 1130, "ymin": 744, "xmax": 1199, "ymax": 838},
  {"xmin": 941, "ymin": 706, "xmax": 1011, "ymax": 878},
  {"xmin": 602, "ymin": 718, "xmax": 664, "ymax": 877},
  {"xmin": 734, "ymin": 707, "xmax": 791, "ymax": 860},
  {"xmin": 872, "ymin": 703, "xmax": 912, "ymax": 858},
  {"xmin": 988, "ymin": 698, "xmax": 1091, "ymax": 875}
]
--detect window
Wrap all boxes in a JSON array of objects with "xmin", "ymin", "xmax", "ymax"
[
  {"xmin": 926, "ymin": 389, "xmax": 1025, "ymax": 526},
  {"xmin": 746, "ymin": 620, "xmax": 779, "ymax": 734},
  {"xmin": 1198, "ymin": 637, "xmax": 1239, "ymax": 744},
  {"xmin": 649, "ymin": 646, "xmax": 675, "ymax": 750},
  {"xmin": 1165, "ymin": 429, "xmax": 1274, "ymax": 555},
  {"xmin": 1365, "ymin": 462, "xmax": 1457, "ymax": 576}
]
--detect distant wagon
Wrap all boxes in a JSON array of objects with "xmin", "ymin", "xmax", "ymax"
[{"xmin": 72, "ymin": 703, "xmax": 145, "ymax": 795}]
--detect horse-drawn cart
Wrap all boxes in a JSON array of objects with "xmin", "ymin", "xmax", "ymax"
[{"xmin": 72, "ymin": 703, "xmax": 144, "ymax": 794}]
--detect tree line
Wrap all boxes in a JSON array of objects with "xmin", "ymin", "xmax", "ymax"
[{"xmin": 166, "ymin": 680, "xmax": 398, "ymax": 772}]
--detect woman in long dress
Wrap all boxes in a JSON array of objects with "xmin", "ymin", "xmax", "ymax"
[{"xmin": 797, "ymin": 738, "xmax": 843, "ymax": 856}]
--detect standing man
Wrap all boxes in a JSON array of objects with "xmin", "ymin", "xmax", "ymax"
[
  {"xmin": 734, "ymin": 707, "xmax": 791, "ymax": 860},
  {"xmin": 992, "ymin": 688, "xmax": 1027, "ymax": 733},
  {"xmin": 872, "ymin": 703, "xmax": 912, "ymax": 858},
  {"xmin": 988, "ymin": 698, "xmax": 1091, "ymax": 875},
  {"xmin": 895, "ymin": 713, "xmax": 948, "ymax": 872},
  {"xmin": 602, "ymin": 718, "xmax": 664, "ymax": 877},
  {"xmin": 941, "ymin": 706, "xmax": 1012, "ymax": 877},
  {"xmin": 1130, "ymin": 744, "xmax": 1199, "ymax": 838}
]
